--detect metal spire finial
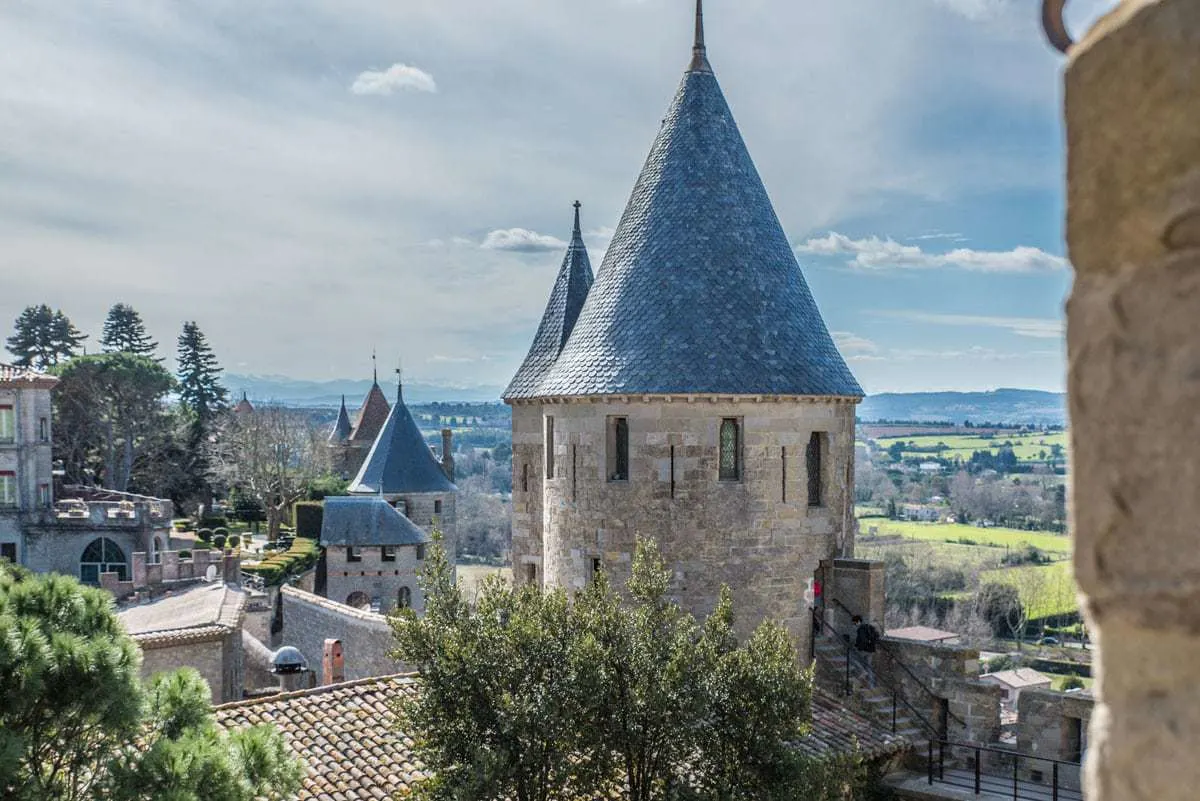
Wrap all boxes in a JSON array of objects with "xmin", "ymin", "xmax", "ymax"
[
  {"xmin": 371, "ymin": 349, "xmax": 378, "ymax": 385},
  {"xmin": 572, "ymin": 200, "xmax": 582, "ymax": 239},
  {"xmin": 395, "ymin": 358, "xmax": 404, "ymax": 403},
  {"xmin": 689, "ymin": 0, "xmax": 712, "ymax": 73}
]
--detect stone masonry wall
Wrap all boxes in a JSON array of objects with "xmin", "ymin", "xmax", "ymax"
[
  {"xmin": 280, "ymin": 585, "xmax": 402, "ymax": 682},
  {"xmin": 534, "ymin": 397, "xmax": 856, "ymax": 654},
  {"xmin": 509, "ymin": 403, "xmax": 544, "ymax": 585},
  {"xmin": 324, "ymin": 541, "xmax": 424, "ymax": 614},
  {"xmin": 139, "ymin": 638, "xmax": 230, "ymax": 703},
  {"xmin": 1016, "ymin": 688, "xmax": 1094, "ymax": 791}
]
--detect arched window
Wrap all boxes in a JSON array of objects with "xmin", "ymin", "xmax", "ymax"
[
  {"xmin": 80, "ymin": 538, "xmax": 128, "ymax": 585},
  {"xmin": 345, "ymin": 591, "xmax": 371, "ymax": 609},
  {"xmin": 398, "ymin": 586, "xmax": 412, "ymax": 609},
  {"xmin": 719, "ymin": 418, "xmax": 741, "ymax": 481},
  {"xmin": 807, "ymin": 432, "xmax": 825, "ymax": 507},
  {"xmin": 151, "ymin": 536, "xmax": 164, "ymax": 564}
]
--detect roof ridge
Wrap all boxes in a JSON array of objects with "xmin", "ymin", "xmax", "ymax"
[{"xmin": 213, "ymin": 672, "xmax": 420, "ymax": 711}]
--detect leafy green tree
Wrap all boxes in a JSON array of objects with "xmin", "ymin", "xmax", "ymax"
[
  {"xmin": 395, "ymin": 538, "xmax": 844, "ymax": 801},
  {"xmin": 52, "ymin": 353, "xmax": 177, "ymax": 491},
  {"xmin": 0, "ymin": 564, "xmax": 302, "ymax": 801},
  {"xmin": 100, "ymin": 303, "xmax": 159, "ymax": 359},
  {"xmin": 6, "ymin": 305, "xmax": 87, "ymax": 369},
  {"xmin": 177, "ymin": 321, "xmax": 228, "ymax": 426}
]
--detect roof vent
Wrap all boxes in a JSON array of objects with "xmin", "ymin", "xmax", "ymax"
[{"xmin": 271, "ymin": 646, "xmax": 308, "ymax": 675}]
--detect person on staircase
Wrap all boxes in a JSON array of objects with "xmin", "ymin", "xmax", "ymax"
[{"xmin": 852, "ymin": 614, "xmax": 879, "ymax": 688}]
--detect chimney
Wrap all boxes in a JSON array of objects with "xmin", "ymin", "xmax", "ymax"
[
  {"xmin": 322, "ymin": 639, "xmax": 345, "ymax": 685},
  {"xmin": 441, "ymin": 428, "xmax": 455, "ymax": 481}
]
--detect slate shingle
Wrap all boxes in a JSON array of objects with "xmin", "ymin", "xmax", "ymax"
[
  {"xmin": 348, "ymin": 387, "xmax": 455, "ymax": 495},
  {"xmin": 531, "ymin": 59, "xmax": 862, "ymax": 399},
  {"xmin": 320, "ymin": 497, "xmax": 431, "ymax": 547},
  {"xmin": 502, "ymin": 203, "xmax": 595, "ymax": 400}
]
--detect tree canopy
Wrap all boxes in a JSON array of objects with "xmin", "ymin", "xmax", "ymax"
[
  {"xmin": 393, "ymin": 538, "xmax": 865, "ymax": 801},
  {"xmin": 0, "ymin": 563, "xmax": 302, "ymax": 801},
  {"xmin": 5, "ymin": 305, "xmax": 87, "ymax": 370},
  {"xmin": 100, "ymin": 303, "xmax": 159, "ymax": 359},
  {"xmin": 177, "ymin": 321, "xmax": 228, "ymax": 426}
]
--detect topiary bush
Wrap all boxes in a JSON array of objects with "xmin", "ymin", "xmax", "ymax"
[
  {"xmin": 293, "ymin": 502, "xmax": 323, "ymax": 541},
  {"xmin": 197, "ymin": 529, "xmax": 213, "ymax": 543},
  {"xmin": 226, "ymin": 534, "xmax": 240, "ymax": 549},
  {"xmin": 212, "ymin": 534, "xmax": 227, "ymax": 550}
]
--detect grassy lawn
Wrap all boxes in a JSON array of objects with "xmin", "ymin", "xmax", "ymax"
[
  {"xmin": 859, "ymin": 520, "xmax": 1072, "ymax": 554},
  {"xmin": 871, "ymin": 431, "xmax": 1067, "ymax": 462},
  {"xmin": 1049, "ymin": 673, "xmax": 1094, "ymax": 691},
  {"xmin": 856, "ymin": 539, "xmax": 1007, "ymax": 572},
  {"xmin": 978, "ymin": 562, "xmax": 1078, "ymax": 619}
]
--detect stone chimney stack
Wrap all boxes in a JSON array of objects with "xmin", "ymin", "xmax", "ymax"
[
  {"xmin": 322, "ymin": 639, "xmax": 345, "ymax": 685},
  {"xmin": 441, "ymin": 428, "xmax": 455, "ymax": 481}
]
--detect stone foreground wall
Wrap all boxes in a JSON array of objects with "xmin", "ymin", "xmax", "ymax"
[
  {"xmin": 139, "ymin": 635, "xmax": 239, "ymax": 704},
  {"xmin": 1063, "ymin": 2, "xmax": 1200, "ymax": 799},
  {"xmin": 279, "ymin": 585, "xmax": 403, "ymax": 682}
]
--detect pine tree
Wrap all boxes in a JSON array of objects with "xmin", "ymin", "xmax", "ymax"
[
  {"xmin": 5, "ymin": 305, "xmax": 86, "ymax": 369},
  {"xmin": 101, "ymin": 303, "xmax": 159, "ymax": 358},
  {"xmin": 177, "ymin": 321, "xmax": 228, "ymax": 424}
]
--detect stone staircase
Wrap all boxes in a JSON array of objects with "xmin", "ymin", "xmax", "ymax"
[{"xmin": 812, "ymin": 630, "xmax": 931, "ymax": 756}]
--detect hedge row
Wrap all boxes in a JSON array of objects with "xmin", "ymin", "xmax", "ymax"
[{"xmin": 242, "ymin": 538, "xmax": 320, "ymax": 586}]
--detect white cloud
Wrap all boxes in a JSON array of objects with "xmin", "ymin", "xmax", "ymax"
[
  {"xmin": 481, "ymin": 228, "xmax": 567, "ymax": 253},
  {"xmin": 832, "ymin": 331, "xmax": 880, "ymax": 355},
  {"xmin": 350, "ymin": 63, "xmax": 437, "ymax": 96},
  {"xmin": 884, "ymin": 312, "xmax": 1064, "ymax": 339},
  {"xmin": 798, "ymin": 232, "xmax": 1067, "ymax": 273}
]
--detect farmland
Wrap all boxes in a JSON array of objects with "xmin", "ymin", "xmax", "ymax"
[
  {"xmin": 859, "ymin": 519, "xmax": 1073, "ymax": 555},
  {"xmin": 865, "ymin": 431, "xmax": 1068, "ymax": 463},
  {"xmin": 978, "ymin": 561, "xmax": 1078, "ymax": 620}
]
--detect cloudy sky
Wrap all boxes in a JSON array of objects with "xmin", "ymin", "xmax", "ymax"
[{"xmin": 0, "ymin": 0, "xmax": 1113, "ymax": 394}]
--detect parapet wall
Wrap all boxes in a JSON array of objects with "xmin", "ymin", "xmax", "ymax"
[{"xmin": 279, "ymin": 585, "xmax": 404, "ymax": 682}]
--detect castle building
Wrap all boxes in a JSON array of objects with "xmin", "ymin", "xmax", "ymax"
[
  {"xmin": 504, "ymin": 2, "xmax": 862, "ymax": 651},
  {"xmin": 329, "ymin": 374, "xmax": 392, "ymax": 479},
  {"xmin": 1, "ymin": 362, "xmax": 174, "ymax": 582},
  {"xmin": 347, "ymin": 383, "xmax": 457, "ymax": 569}
]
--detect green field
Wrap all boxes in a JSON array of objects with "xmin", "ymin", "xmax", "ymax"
[
  {"xmin": 859, "ymin": 520, "xmax": 1073, "ymax": 555},
  {"xmin": 868, "ymin": 431, "xmax": 1068, "ymax": 463},
  {"xmin": 456, "ymin": 563, "xmax": 511, "ymax": 597},
  {"xmin": 978, "ymin": 562, "xmax": 1078, "ymax": 619}
]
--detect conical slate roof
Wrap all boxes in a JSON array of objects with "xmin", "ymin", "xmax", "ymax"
[
  {"xmin": 328, "ymin": 396, "xmax": 353, "ymax": 444},
  {"xmin": 533, "ymin": 10, "xmax": 861, "ymax": 399},
  {"xmin": 503, "ymin": 203, "xmax": 595, "ymax": 400},
  {"xmin": 350, "ymin": 382, "xmax": 391, "ymax": 445},
  {"xmin": 349, "ymin": 386, "xmax": 455, "ymax": 495}
]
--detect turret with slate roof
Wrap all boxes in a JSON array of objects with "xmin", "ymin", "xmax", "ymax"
[
  {"xmin": 503, "ymin": 202, "xmax": 595, "ymax": 400},
  {"xmin": 329, "ymin": 396, "xmax": 353, "ymax": 445},
  {"xmin": 350, "ymin": 365, "xmax": 392, "ymax": 447},
  {"xmin": 348, "ymin": 378, "xmax": 457, "ymax": 566},
  {"xmin": 505, "ymin": 1, "xmax": 861, "ymax": 657}
]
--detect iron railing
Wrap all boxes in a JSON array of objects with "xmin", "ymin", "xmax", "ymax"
[{"xmin": 927, "ymin": 738, "xmax": 1084, "ymax": 801}]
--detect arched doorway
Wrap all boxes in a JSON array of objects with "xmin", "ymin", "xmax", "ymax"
[
  {"xmin": 150, "ymin": 536, "xmax": 164, "ymax": 564},
  {"xmin": 398, "ymin": 586, "xmax": 412, "ymax": 609},
  {"xmin": 345, "ymin": 591, "xmax": 371, "ymax": 609},
  {"xmin": 80, "ymin": 538, "xmax": 128, "ymax": 585}
]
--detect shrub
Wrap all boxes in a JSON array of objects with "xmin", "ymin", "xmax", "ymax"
[
  {"xmin": 293, "ymin": 502, "xmax": 324, "ymax": 540},
  {"xmin": 240, "ymin": 538, "xmax": 319, "ymax": 587},
  {"xmin": 199, "ymin": 515, "xmax": 227, "ymax": 529},
  {"xmin": 197, "ymin": 529, "xmax": 213, "ymax": 543},
  {"xmin": 212, "ymin": 534, "xmax": 227, "ymax": 550},
  {"xmin": 172, "ymin": 520, "xmax": 191, "ymax": 532},
  {"xmin": 213, "ymin": 527, "xmax": 229, "ymax": 539},
  {"xmin": 226, "ymin": 534, "xmax": 240, "ymax": 549},
  {"xmin": 1061, "ymin": 675, "xmax": 1085, "ymax": 691},
  {"xmin": 178, "ymin": 550, "xmax": 192, "ymax": 559}
]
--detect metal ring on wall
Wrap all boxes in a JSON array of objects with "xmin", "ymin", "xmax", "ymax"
[{"xmin": 1043, "ymin": 0, "xmax": 1075, "ymax": 54}]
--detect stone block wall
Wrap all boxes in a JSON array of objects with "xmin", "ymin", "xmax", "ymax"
[
  {"xmin": 279, "ymin": 585, "xmax": 403, "ymax": 681},
  {"xmin": 324, "ymin": 542, "xmax": 424, "ymax": 613},
  {"xmin": 510, "ymin": 403, "xmax": 544, "ymax": 585},
  {"xmin": 138, "ymin": 634, "xmax": 240, "ymax": 704},
  {"xmin": 1016, "ymin": 688, "xmax": 1093, "ymax": 791},
  {"xmin": 528, "ymin": 397, "xmax": 856, "ymax": 653}
]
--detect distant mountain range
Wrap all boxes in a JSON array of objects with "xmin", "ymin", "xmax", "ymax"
[
  {"xmin": 857, "ymin": 389, "xmax": 1066, "ymax": 426},
  {"xmin": 226, "ymin": 376, "xmax": 1066, "ymax": 425},
  {"xmin": 224, "ymin": 374, "xmax": 506, "ymax": 406}
]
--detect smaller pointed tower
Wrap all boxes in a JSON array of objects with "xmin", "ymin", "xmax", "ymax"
[{"xmin": 329, "ymin": 395, "xmax": 353, "ymax": 444}]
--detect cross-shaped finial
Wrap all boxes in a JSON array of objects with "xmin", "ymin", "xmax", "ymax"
[{"xmin": 573, "ymin": 200, "xmax": 583, "ymax": 237}]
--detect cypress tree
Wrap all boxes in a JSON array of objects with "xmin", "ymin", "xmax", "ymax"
[
  {"xmin": 101, "ymin": 303, "xmax": 159, "ymax": 358},
  {"xmin": 176, "ymin": 321, "xmax": 228, "ymax": 424}
]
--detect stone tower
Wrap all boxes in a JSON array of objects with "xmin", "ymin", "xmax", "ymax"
[
  {"xmin": 504, "ymin": 1, "xmax": 862, "ymax": 651},
  {"xmin": 347, "ymin": 382, "xmax": 457, "ymax": 563}
]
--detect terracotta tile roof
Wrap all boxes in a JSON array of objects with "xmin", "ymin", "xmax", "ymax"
[
  {"xmin": 215, "ymin": 675, "xmax": 427, "ymax": 800},
  {"xmin": 349, "ymin": 383, "xmax": 391, "ymax": 445},
  {"xmin": 119, "ymin": 583, "xmax": 246, "ymax": 648},
  {"xmin": 214, "ymin": 677, "xmax": 908, "ymax": 800}
]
